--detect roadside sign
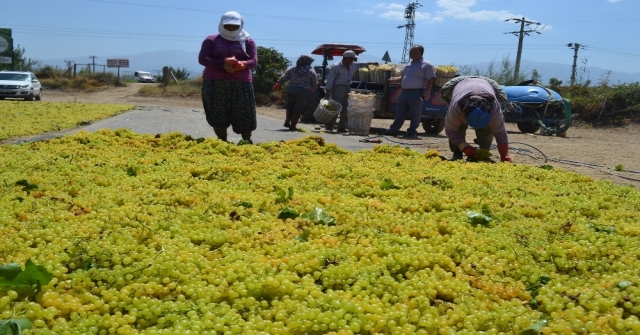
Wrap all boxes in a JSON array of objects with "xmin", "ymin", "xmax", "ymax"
[
  {"xmin": 0, "ymin": 28, "xmax": 13, "ymax": 65},
  {"xmin": 107, "ymin": 58, "xmax": 130, "ymax": 68}
]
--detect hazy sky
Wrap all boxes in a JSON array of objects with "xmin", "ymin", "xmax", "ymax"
[{"xmin": 2, "ymin": 0, "xmax": 639, "ymax": 73}]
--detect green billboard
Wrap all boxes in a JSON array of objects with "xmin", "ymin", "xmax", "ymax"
[{"xmin": 0, "ymin": 28, "xmax": 13, "ymax": 65}]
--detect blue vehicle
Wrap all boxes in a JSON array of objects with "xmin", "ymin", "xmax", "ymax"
[{"xmin": 501, "ymin": 84, "xmax": 572, "ymax": 135}]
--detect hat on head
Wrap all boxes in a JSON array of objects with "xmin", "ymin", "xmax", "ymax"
[
  {"xmin": 466, "ymin": 107, "xmax": 491, "ymax": 129},
  {"xmin": 343, "ymin": 50, "xmax": 358, "ymax": 59},
  {"xmin": 221, "ymin": 11, "xmax": 243, "ymax": 26}
]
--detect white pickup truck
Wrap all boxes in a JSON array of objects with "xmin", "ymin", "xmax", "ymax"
[{"xmin": 134, "ymin": 71, "xmax": 155, "ymax": 83}]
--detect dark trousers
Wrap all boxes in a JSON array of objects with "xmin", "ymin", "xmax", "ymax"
[
  {"xmin": 325, "ymin": 85, "xmax": 351, "ymax": 129},
  {"xmin": 387, "ymin": 89, "xmax": 424, "ymax": 136},
  {"xmin": 449, "ymin": 123, "xmax": 493, "ymax": 155}
]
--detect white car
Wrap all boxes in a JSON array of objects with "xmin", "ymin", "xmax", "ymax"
[
  {"xmin": 134, "ymin": 71, "xmax": 155, "ymax": 83},
  {"xmin": 0, "ymin": 71, "xmax": 42, "ymax": 101}
]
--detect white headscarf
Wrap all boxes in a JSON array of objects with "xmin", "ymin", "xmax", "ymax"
[{"xmin": 218, "ymin": 11, "xmax": 250, "ymax": 55}]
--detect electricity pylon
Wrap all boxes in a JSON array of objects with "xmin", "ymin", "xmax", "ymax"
[{"xmin": 397, "ymin": 1, "xmax": 422, "ymax": 64}]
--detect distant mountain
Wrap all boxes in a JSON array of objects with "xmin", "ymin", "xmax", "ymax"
[
  {"xmin": 464, "ymin": 59, "xmax": 640, "ymax": 86},
  {"xmin": 41, "ymin": 50, "xmax": 639, "ymax": 85}
]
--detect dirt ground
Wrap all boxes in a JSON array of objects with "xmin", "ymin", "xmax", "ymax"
[{"xmin": 37, "ymin": 83, "xmax": 640, "ymax": 189}]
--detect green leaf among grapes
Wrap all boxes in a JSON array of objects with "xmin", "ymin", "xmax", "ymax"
[
  {"xmin": 233, "ymin": 200, "xmax": 253, "ymax": 208},
  {"xmin": 274, "ymin": 186, "xmax": 294, "ymax": 203},
  {"xmin": 294, "ymin": 229, "xmax": 311, "ymax": 242},
  {"xmin": 589, "ymin": 223, "xmax": 616, "ymax": 234},
  {"xmin": 302, "ymin": 207, "xmax": 337, "ymax": 226},
  {"xmin": 0, "ymin": 318, "xmax": 33, "ymax": 335},
  {"xmin": 0, "ymin": 260, "xmax": 53, "ymax": 290},
  {"xmin": 278, "ymin": 206, "xmax": 299, "ymax": 220},
  {"xmin": 481, "ymin": 204, "xmax": 492, "ymax": 217},
  {"xmin": 467, "ymin": 211, "xmax": 493, "ymax": 226},
  {"xmin": 617, "ymin": 280, "xmax": 633, "ymax": 290},
  {"xmin": 380, "ymin": 178, "xmax": 400, "ymax": 190},
  {"xmin": 519, "ymin": 315, "xmax": 552, "ymax": 335},
  {"xmin": 126, "ymin": 166, "xmax": 137, "ymax": 177},
  {"xmin": 539, "ymin": 165, "xmax": 554, "ymax": 170},
  {"xmin": 14, "ymin": 180, "xmax": 38, "ymax": 194}
]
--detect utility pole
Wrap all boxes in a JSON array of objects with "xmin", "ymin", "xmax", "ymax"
[
  {"xmin": 89, "ymin": 55, "xmax": 98, "ymax": 74},
  {"xmin": 397, "ymin": 1, "xmax": 422, "ymax": 64},
  {"xmin": 505, "ymin": 17, "xmax": 544, "ymax": 82},
  {"xmin": 567, "ymin": 43, "xmax": 586, "ymax": 86}
]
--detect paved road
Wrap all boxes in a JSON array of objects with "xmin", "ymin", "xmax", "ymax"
[{"xmin": 8, "ymin": 106, "xmax": 449, "ymax": 152}]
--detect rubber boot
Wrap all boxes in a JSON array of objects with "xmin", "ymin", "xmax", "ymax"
[
  {"xmin": 448, "ymin": 139, "xmax": 463, "ymax": 161},
  {"xmin": 284, "ymin": 110, "xmax": 292, "ymax": 128},
  {"xmin": 289, "ymin": 114, "xmax": 301, "ymax": 131},
  {"xmin": 449, "ymin": 153, "xmax": 463, "ymax": 161}
]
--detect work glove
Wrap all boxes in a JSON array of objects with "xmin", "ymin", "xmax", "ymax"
[
  {"xmin": 272, "ymin": 82, "xmax": 281, "ymax": 92},
  {"xmin": 462, "ymin": 145, "xmax": 479, "ymax": 159},
  {"xmin": 224, "ymin": 56, "xmax": 238, "ymax": 66},
  {"xmin": 497, "ymin": 143, "xmax": 513, "ymax": 162},
  {"xmin": 233, "ymin": 61, "xmax": 248, "ymax": 71}
]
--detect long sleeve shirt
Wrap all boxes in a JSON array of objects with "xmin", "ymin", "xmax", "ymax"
[
  {"xmin": 324, "ymin": 61, "xmax": 357, "ymax": 90},
  {"xmin": 400, "ymin": 57, "xmax": 436, "ymax": 89},
  {"xmin": 198, "ymin": 35, "xmax": 257, "ymax": 82},
  {"xmin": 277, "ymin": 66, "xmax": 318, "ymax": 91},
  {"xmin": 444, "ymin": 77, "xmax": 509, "ymax": 150}
]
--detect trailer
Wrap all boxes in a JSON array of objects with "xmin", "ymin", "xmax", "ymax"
[{"xmin": 304, "ymin": 44, "xmax": 572, "ymax": 136}]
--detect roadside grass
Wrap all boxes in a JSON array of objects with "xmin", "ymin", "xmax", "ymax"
[
  {"xmin": 0, "ymin": 101, "xmax": 134, "ymax": 140},
  {"xmin": 137, "ymin": 78, "xmax": 202, "ymax": 98}
]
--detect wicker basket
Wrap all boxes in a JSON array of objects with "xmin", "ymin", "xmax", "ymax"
[
  {"xmin": 434, "ymin": 75, "xmax": 455, "ymax": 87},
  {"xmin": 348, "ymin": 93, "xmax": 376, "ymax": 112},
  {"xmin": 347, "ymin": 109, "xmax": 374, "ymax": 136},
  {"xmin": 313, "ymin": 98, "xmax": 341, "ymax": 123},
  {"xmin": 434, "ymin": 65, "xmax": 458, "ymax": 87}
]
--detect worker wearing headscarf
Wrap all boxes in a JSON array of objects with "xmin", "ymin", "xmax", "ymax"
[
  {"xmin": 198, "ymin": 11, "xmax": 258, "ymax": 144},
  {"xmin": 273, "ymin": 55, "xmax": 318, "ymax": 131},
  {"xmin": 444, "ymin": 76, "xmax": 512, "ymax": 162}
]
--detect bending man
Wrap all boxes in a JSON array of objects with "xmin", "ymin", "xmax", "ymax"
[{"xmin": 444, "ymin": 76, "xmax": 512, "ymax": 162}]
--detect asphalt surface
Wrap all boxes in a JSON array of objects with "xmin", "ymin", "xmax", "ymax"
[{"xmin": 6, "ymin": 106, "xmax": 449, "ymax": 152}]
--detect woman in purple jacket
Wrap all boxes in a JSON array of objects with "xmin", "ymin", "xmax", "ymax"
[{"xmin": 198, "ymin": 11, "xmax": 258, "ymax": 144}]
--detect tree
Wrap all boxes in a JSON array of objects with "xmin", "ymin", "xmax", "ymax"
[
  {"xmin": 253, "ymin": 46, "xmax": 290, "ymax": 95},
  {"xmin": 0, "ymin": 45, "xmax": 38, "ymax": 71},
  {"xmin": 548, "ymin": 77, "xmax": 563, "ymax": 90},
  {"xmin": 531, "ymin": 69, "xmax": 542, "ymax": 84}
]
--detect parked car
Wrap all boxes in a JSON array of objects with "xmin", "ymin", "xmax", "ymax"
[
  {"xmin": 0, "ymin": 71, "xmax": 42, "ymax": 101},
  {"xmin": 134, "ymin": 71, "xmax": 155, "ymax": 83}
]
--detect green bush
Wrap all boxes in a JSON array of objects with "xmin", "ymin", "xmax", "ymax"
[{"xmin": 556, "ymin": 83, "xmax": 640, "ymax": 124}]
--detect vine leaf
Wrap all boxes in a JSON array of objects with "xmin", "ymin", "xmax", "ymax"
[
  {"xmin": 0, "ymin": 318, "xmax": 33, "ymax": 335},
  {"xmin": 294, "ymin": 229, "xmax": 311, "ymax": 242},
  {"xmin": 302, "ymin": 207, "xmax": 336, "ymax": 226},
  {"xmin": 278, "ymin": 206, "xmax": 299, "ymax": 220},
  {"xmin": 0, "ymin": 260, "xmax": 53, "ymax": 290}
]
